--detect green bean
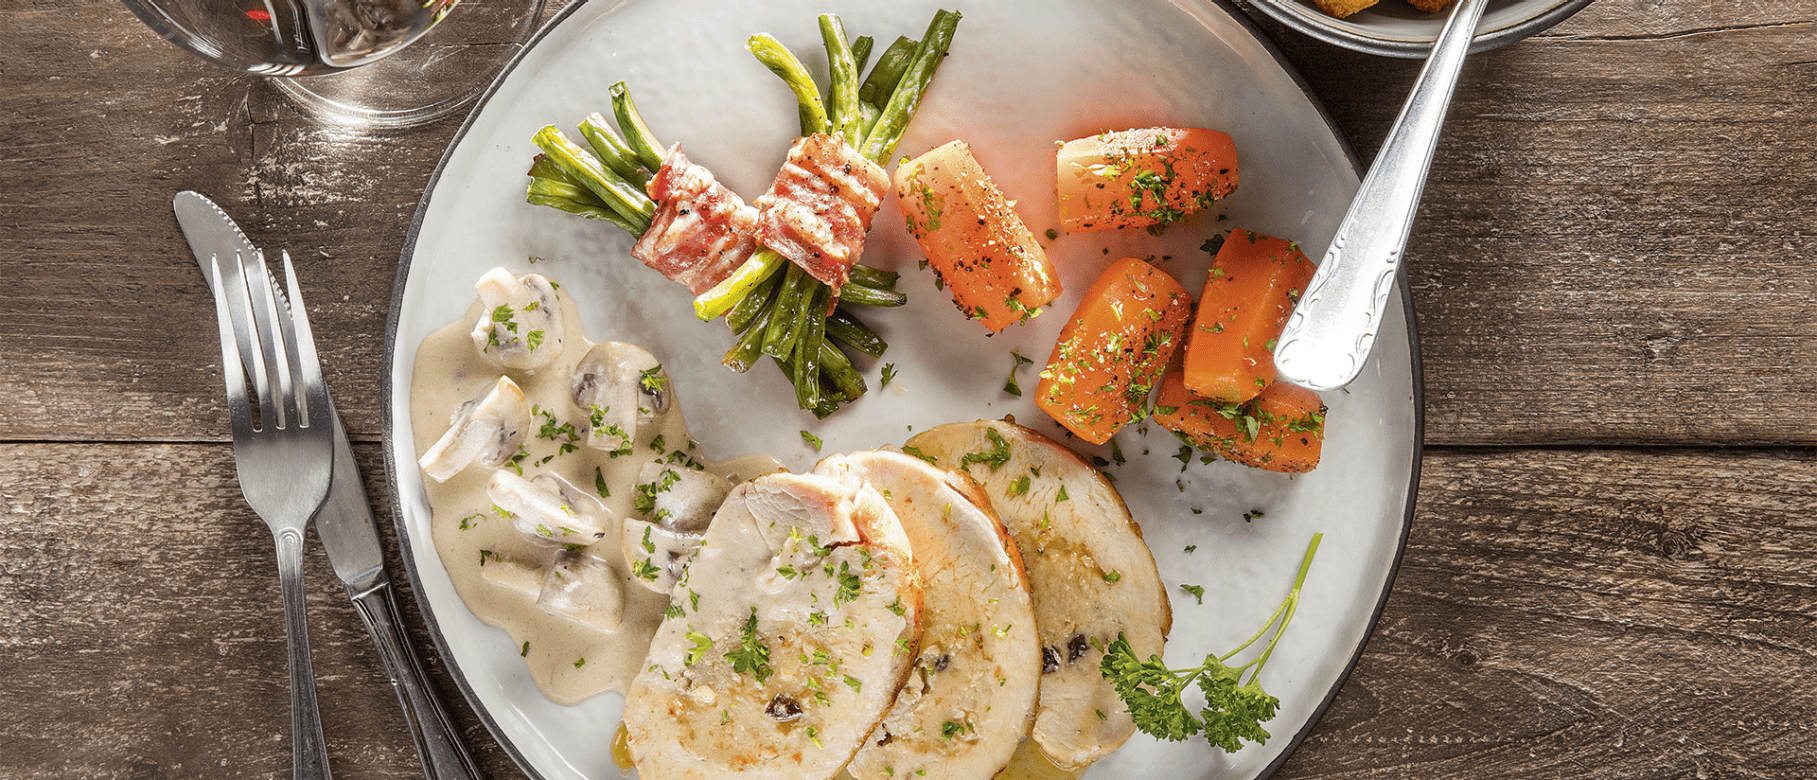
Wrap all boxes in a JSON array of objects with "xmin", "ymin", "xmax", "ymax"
[
  {"xmin": 825, "ymin": 308, "xmax": 888, "ymax": 357},
  {"xmin": 748, "ymin": 33, "xmax": 829, "ymax": 136},
  {"xmin": 694, "ymin": 249, "xmax": 787, "ymax": 321},
  {"xmin": 770, "ymin": 357, "xmax": 840, "ymax": 418},
  {"xmin": 858, "ymin": 36, "xmax": 916, "ymax": 109},
  {"xmin": 792, "ymin": 286, "xmax": 828, "ymax": 410},
  {"xmin": 836, "ymin": 282, "xmax": 908, "ymax": 307},
  {"xmin": 578, "ymin": 113, "xmax": 651, "ymax": 185},
  {"xmin": 761, "ymin": 264, "xmax": 810, "ymax": 359},
  {"xmin": 527, "ymin": 153, "xmax": 572, "ymax": 183},
  {"xmin": 723, "ymin": 303, "xmax": 773, "ymax": 373},
  {"xmin": 526, "ymin": 178, "xmax": 642, "ymax": 232},
  {"xmin": 531, "ymin": 125, "xmax": 655, "ymax": 232},
  {"xmin": 726, "ymin": 262, "xmax": 785, "ymax": 333},
  {"xmin": 819, "ymin": 15, "xmax": 863, "ymax": 145},
  {"xmin": 860, "ymin": 10, "xmax": 960, "ymax": 163},
  {"xmin": 818, "ymin": 340, "xmax": 867, "ymax": 400},
  {"xmin": 609, "ymin": 82, "xmax": 668, "ymax": 172},
  {"xmin": 848, "ymin": 264, "xmax": 900, "ymax": 290},
  {"xmin": 850, "ymin": 35, "xmax": 874, "ymax": 76}
]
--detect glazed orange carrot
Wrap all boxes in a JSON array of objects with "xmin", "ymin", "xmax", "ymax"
[
  {"xmin": 1056, "ymin": 127, "xmax": 1239, "ymax": 233},
  {"xmin": 1182, "ymin": 230, "xmax": 1316, "ymax": 403},
  {"xmin": 1035, "ymin": 258, "xmax": 1193, "ymax": 444},
  {"xmin": 1153, "ymin": 371, "xmax": 1326, "ymax": 473},
  {"xmin": 895, "ymin": 140, "xmax": 1062, "ymax": 331}
]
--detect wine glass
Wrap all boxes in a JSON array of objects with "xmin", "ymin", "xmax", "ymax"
[{"xmin": 121, "ymin": 0, "xmax": 547, "ymax": 128}]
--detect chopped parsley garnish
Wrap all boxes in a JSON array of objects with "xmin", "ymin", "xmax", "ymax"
[
  {"xmin": 631, "ymin": 558, "xmax": 661, "ymax": 581},
  {"xmin": 1180, "ymin": 584, "xmax": 1206, "ymax": 605},
  {"xmin": 880, "ymin": 362, "xmax": 898, "ymax": 388},
  {"xmin": 684, "ymin": 627, "xmax": 712, "ymax": 665},
  {"xmin": 900, "ymin": 445, "xmax": 937, "ymax": 465},
  {"xmin": 960, "ymin": 428, "xmax": 1012, "ymax": 472},
  {"xmin": 639, "ymin": 365, "xmax": 669, "ymax": 393},
  {"xmin": 801, "ymin": 430, "xmax": 823, "ymax": 451},
  {"xmin": 1003, "ymin": 352, "xmax": 1034, "ymax": 396},
  {"xmin": 724, "ymin": 607, "xmax": 773, "ymax": 684},
  {"xmin": 833, "ymin": 564, "xmax": 863, "ymax": 607}
]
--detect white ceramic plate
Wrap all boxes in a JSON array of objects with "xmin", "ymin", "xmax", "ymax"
[{"xmin": 384, "ymin": 1, "xmax": 1421, "ymax": 778}]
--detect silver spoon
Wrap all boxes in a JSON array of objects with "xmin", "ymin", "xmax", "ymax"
[{"xmin": 1271, "ymin": 0, "xmax": 1490, "ymax": 391}]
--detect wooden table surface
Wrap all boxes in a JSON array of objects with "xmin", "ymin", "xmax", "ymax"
[{"xmin": 5, "ymin": 1, "xmax": 1815, "ymax": 777}]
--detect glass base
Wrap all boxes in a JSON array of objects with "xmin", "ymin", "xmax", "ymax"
[{"xmin": 274, "ymin": 0, "xmax": 548, "ymax": 129}]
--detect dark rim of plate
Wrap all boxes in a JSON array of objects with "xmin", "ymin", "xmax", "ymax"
[
  {"xmin": 381, "ymin": 1, "xmax": 1426, "ymax": 779},
  {"xmin": 1245, "ymin": 0, "xmax": 1593, "ymax": 58}
]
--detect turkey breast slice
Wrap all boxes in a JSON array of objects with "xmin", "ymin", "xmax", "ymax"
[
  {"xmin": 815, "ymin": 451, "xmax": 1041, "ymax": 780},
  {"xmin": 905, "ymin": 420, "xmax": 1171, "ymax": 770},
  {"xmin": 624, "ymin": 471, "xmax": 924, "ymax": 780}
]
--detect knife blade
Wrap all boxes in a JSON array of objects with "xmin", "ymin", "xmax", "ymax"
[{"xmin": 175, "ymin": 191, "xmax": 481, "ymax": 780}]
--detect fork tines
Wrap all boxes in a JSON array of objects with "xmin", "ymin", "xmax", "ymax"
[{"xmin": 208, "ymin": 250, "xmax": 329, "ymax": 436}]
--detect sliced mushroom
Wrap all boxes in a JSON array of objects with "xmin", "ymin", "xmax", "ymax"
[
  {"xmin": 418, "ymin": 376, "xmax": 531, "ymax": 482},
  {"xmin": 905, "ymin": 419, "xmax": 1171, "ymax": 771},
  {"xmin": 635, "ymin": 462, "xmax": 732, "ymax": 533},
  {"xmin": 537, "ymin": 550, "xmax": 626, "ymax": 632},
  {"xmin": 470, "ymin": 267, "xmax": 564, "ymax": 371},
  {"xmin": 487, "ymin": 470, "xmax": 612, "ymax": 547},
  {"xmin": 571, "ymin": 342, "xmax": 671, "ymax": 453},
  {"xmin": 621, "ymin": 518, "xmax": 702, "ymax": 593},
  {"xmin": 478, "ymin": 554, "xmax": 543, "ymax": 598}
]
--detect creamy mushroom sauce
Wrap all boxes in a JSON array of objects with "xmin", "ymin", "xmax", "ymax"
[{"xmin": 412, "ymin": 277, "xmax": 782, "ymax": 705}]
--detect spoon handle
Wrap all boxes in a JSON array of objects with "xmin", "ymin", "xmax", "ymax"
[{"xmin": 1272, "ymin": 0, "xmax": 1490, "ymax": 391}]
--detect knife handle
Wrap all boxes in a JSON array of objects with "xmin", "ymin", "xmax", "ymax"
[{"xmin": 350, "ymin": 579, "xmax": 483, "ymax": 780}]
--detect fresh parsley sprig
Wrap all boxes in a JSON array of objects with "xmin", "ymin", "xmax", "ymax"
[{"xmin": 1100, "ymin": 532, "xmax": 1321, "ymax": 752}]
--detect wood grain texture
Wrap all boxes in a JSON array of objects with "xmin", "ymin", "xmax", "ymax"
[
  {"xmin": 0, "ymin": 443, "xmax": 520, "ymax": 780},
  {"xmin": 5, "ymin": 1, "xmax": 1817, "ymax": 779},
  {"xmin": 1274, "ymin": 446, "xmax": 1817, "ymax": 780},
  {"xmin": 5, "ymin": 444, "xmax": 1814, "ymax": 779},
  {"xmin": 1246, "ymin": 3, "xmax": 1817, "ymax": 445},
  {"xmin": 0, "ymin": 0, "xmax": 1812, "ymax": 445}
]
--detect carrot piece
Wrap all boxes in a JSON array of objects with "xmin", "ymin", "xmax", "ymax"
[
  {"xmin": 895, "ymin": 140, "xmax": 1062, "ymax": 331},
  {"xmin": 1153, "ymin": 371, "xmax": 1326, "ymax": 473},
  {"xmin": 1035, "ymin": 258, "xmax": 1193, "ymax": 444},
  {"xmin": 1056, "ymin": 127, "xmax": 1239, "ymax": 233},
  {"xmin": 1182, "ymin": 230, "xmax": 1316, "ymax": 403}
]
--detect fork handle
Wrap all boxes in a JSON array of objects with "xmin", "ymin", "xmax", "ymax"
[
  {"xmin": 276, "ymin": 527, "xmax": 333, "ymax": 780},
  {"xmin": 349, "ymin": 578, "xmax": 482, "ymax": 780}
]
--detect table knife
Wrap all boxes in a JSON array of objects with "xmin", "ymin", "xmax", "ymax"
[{"xmin": 175, "ymin": 191, "xmax": 482, "ymax": 780}]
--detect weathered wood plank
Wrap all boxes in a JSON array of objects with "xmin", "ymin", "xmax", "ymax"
[
  {"xmin": 0, "ymin": 2, "xmax": 1813, "ymax": 447},
  {"xmin": 4, "ymin": 443, "xmax": 1814, "ymax": 778},
  {"xmin": 0, "ymin": 442, "xmax": 517, "ymax": 779}
]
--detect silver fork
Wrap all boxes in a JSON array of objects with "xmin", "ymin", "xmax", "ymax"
[{"xmin": 207, "ymin": 250, "xmax": 335, "ymax": 780}]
